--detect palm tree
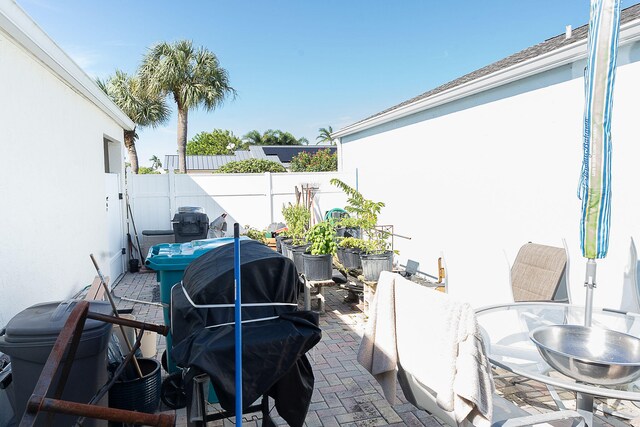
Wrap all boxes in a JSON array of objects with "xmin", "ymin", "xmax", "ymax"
[
  {"xmin": 139, "ymin": 40, "xmax": 236, "ymax": 173},
  {"xmin": 242, "ymin": 130, "xmax": 264, "ymax": 145},
  {"xmin": 97, "ymin": 70, "xmax": 170, "ymax": 173},
  {"xmin": 149, "ymin": 155, "xmax": 162, "ymax": 170},
  {"xmin": 243, "ymin": 129, "xmax": 307, "ymax": 146},
  {"xmin": 316, "ymin": 126, "xmax": 334, "ymax": 145}
]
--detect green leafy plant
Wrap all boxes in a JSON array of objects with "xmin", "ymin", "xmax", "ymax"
[
  {"xmin": 306, "ymin": 221, "xmax": 337, "ymax": 255},
  {"xmin": 330, "ymin": 178, "xmax": 391, "ymax": 254},
  {"xmin": 138, "ymin": 166, "xmax": 161, "ymax": 174},
  {"xmin": 282, "ymin": 203, "xmax": 311, "ymax": 245},
  {"xmin": 215, "ymin": 158, "xmax": 286, "ymax": 173},
  {"xmin": 290, "ymin": 148, "xmax": 337, "ymax": 172},
  {"xmin": 243, "ymin": 225, "xmax": 267, "ymax": 244},
  {"xmin": 338, "ymin": 237, "xmax": 369, "ymax": 251}
]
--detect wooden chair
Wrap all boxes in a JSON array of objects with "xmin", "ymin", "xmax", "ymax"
[{"xmin": 83, "ymin": 275, "xmax": 109, "ymax": 301}]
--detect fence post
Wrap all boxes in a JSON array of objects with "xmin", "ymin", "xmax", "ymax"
[
  {"xmin": 168, "ymin": 169, "xmax": 177, "ymax": 219},
  {"xmin": 265, "ymin": 172, "xmax": 273, "ymax": 224}
]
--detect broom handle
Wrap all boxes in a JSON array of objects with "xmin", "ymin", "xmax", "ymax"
[{"xmin": 90, "ymin": 254, "xmax": 143, "ymax": 379}]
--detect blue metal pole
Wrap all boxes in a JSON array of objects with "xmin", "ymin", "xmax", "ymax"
[{"xmin": 233, "ymin": 223, "xmax": 242, "ymax": 426}]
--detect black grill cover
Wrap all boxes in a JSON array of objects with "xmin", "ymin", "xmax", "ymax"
[{"xmin": 171, "ymin": 240, "xmax": 321, "ymax": 427}]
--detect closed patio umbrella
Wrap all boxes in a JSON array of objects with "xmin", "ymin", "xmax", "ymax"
[{"xmin": 579, "ymin": 0, "xmax": 621, "ymax": 326}]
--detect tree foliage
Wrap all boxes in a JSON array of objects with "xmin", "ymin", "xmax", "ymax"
[
  {"xmin": 139, "ymin": 40, "xmax": 236, "ymax": 173},
  {"xmin": 290, "ymin": 148, "xmax": 337, "ymax": 172},
  {"xmin": 149, "ymin": 155, "xmax": 162, "ymax": 170},
  {"xmin": 242, "ymin": 129, "xmax": 308, "ymax": 146},
  {"xmin": 187, "ymin": 129, "xmax": 247, "ymax": 155},
  {"xmin": 215, "ymin": 158, "xmax": 286, "ymax": 173},
  {"xmin": 316, "ymin": 126, "xmax": 334, "ymax": 145},
  {"xmin": 96, "ymin": 70, "xmax": 170, "ymax": 173}
]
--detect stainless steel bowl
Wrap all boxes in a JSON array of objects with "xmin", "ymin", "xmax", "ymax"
[{"xmin": 530, "ymin": 324, "xmax": 640, "ymax": 386}]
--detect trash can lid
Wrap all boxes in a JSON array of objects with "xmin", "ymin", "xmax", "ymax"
[
  {"xmin": 145, "ymin": 237, "xmax": 250, "ymax": 270},
  {"xmin": 0, "ymin": 300, "xmax": 113, "ymax": 345}
]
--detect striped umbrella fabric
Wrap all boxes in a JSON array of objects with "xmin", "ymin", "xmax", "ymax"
[{"xmin": 579, "ymin": 0, "xmax": 621, "ymax": 260}]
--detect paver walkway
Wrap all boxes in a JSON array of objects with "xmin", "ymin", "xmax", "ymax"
[{"xmin": 111, "ymin": 269, "xmax": 640, "ymax": 426}]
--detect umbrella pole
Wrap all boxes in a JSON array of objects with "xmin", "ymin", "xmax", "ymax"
[
  {"xmin": 233, "ymin": 223, "xmax": 243, "ymax": 427},
  {"xmin": 584, "ymin": 259, "xmax": 597, "ymax": 327}
]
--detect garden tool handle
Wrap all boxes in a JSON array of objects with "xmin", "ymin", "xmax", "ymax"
[{"xmin": 89, "ymin": 254, "xmax": 143, "ymax": 378}]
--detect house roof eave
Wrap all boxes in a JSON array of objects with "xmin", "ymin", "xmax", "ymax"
[{"xmin": 333, "ymin": 15, "xmax": 640, "ymax": 139}]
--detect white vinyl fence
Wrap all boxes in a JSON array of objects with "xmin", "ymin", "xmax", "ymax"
[{"xmin": 127, "ymin": 171, "xmax": 349, "ymax": 242}]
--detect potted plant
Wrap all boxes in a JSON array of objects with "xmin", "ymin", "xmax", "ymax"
[
  {"xmin": 281, "ymin": 203, "xmax": 311, "ymax": 270},
  {"xmin": 336, "ymin": 237, "xmax": 367, "ymax": 270},
  {"xmin": 301, "ymin": 221, "xmax": 337, "ymax": 281},
  {"xmin": 330, "ymin": 178, "xmax": 394, "ymax": 281},
  {"xmin": 242, "ymin": 225, "xmax": 267, "ymax": 245}
]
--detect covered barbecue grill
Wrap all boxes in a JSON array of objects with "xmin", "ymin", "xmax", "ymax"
[{"xmin": 170, "ymin": 239, "xmax": 321, "ymax": 426}]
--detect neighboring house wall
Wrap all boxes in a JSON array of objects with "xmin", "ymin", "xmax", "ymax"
[
  {"xmin": 0, "ymin": 3, "xmax": 133, "ymax": 326},
  {"xmin": 338, "ymin": 40, "xmax": 640, "ymax": 310},
  {"xmin": 129, "ymin": 172, "xmax": 348, "ymax": 241}
]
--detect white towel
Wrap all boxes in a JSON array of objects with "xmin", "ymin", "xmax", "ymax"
[
  {"xmin": 357, "ymin": 271, "xmax": 398, "ymax": 403},
  {"xmin": 358, "ymin": 271, "xmax": 494, "ymax": 426}
]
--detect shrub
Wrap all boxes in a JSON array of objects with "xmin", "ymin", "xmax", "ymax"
[
  {"xmin": 138, "ymin": 166, "xmax": 160, "ymax": 174},
  {"xmin": 290, "ymin": 148, "xmax": 337, "ymax": 172},
  {"xmin": 216, "ymin": 158, "xmax": 286, "ymax": 173}
]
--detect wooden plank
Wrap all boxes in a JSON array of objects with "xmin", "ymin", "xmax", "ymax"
[{"xmin": 84, "ymin": 276, "xmax": 109, "ymax": 301}]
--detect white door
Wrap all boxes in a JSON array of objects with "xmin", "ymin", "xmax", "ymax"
[{"xmin": 105, "ymin": 173, "xmax": 125, "ymax": 283}]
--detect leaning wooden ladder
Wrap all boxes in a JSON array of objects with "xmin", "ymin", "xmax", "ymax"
[{"xmin": 18, "ymin": 300, "xmax": 174, "ymax": 427}]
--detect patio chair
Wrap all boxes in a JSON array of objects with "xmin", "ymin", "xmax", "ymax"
[
  {"xmin": 358, "ymin": 271, "xmax": 585, "ymax": 427},
  {"xmin": 620, "ymin": 237, "xmax": 639, "ymax": 314},
  {"xmin": 509, "ymin": 241, "xmax": 569, "ymax": 303}
]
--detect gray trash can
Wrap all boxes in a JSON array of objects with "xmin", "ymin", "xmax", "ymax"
[{"xmin": 0, "ymin": 300, "xmax": 113, "ymax": 427}]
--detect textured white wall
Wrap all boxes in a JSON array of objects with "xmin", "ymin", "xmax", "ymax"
[
  {"xmin": 341, "ymin": 44, "xmax": 640, "ymax": 310},
  {"xmin": 0, "ymin": 31, "xmax": 124, "ymax": 326}
]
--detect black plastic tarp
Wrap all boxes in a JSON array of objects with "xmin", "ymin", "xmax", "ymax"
[{"xmin": 170, "ymin": 240, "xmax": 321, "ymax": 426}]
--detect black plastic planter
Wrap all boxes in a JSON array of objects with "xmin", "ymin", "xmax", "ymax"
[
  {"xmin": 281, "ymin": 239, "xmax": 293, "ymax": 260},
  {"xmin": 290, "ymin": 244, "xmax": 310, "ymax": 273},
  {"xmin": 301, "ymin": 253, "xmax": 333, "ymax": 281},
  {"xmin": 337, "ymin": 247, "xmax": 362, "ymax": 270},
  {"xmin": 109, "ymin": 358, "xmax": 161, "ymax": 417}
]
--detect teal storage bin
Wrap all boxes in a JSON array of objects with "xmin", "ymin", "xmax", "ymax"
[{"xmin": 145, "ymin": 237, "xmax": 249, "ymax": 374}]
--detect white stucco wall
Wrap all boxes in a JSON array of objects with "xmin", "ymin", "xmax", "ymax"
[
  {"xmin": 0, "ymin": 28, "xmax": 125, "ymax": 326},
  {"xmin": 340, "ymin": 41, "xmax": 640, "ymax": 310}
]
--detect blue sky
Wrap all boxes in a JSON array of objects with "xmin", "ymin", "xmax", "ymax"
[{"xmin": 18, "ymin": 0, "xmax": 627, "ymax": 167}]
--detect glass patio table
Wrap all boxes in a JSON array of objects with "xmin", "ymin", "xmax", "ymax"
[{"xmin": 475, "ymin": 302, "xmax": 640, "ymax": 426}]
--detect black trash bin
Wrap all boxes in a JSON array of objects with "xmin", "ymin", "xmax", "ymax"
[
  {"xmin": 0, "ymin": 300, "xmax": 113, "ymax": 427},
  {"xmin": 172, "ymin": 207, "xmax": 209, "ymax": 243}
]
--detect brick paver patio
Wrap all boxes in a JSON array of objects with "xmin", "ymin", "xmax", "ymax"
[{"xmin": 111, "ymin": 269, "xmax": 640, "ymax": 426}]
